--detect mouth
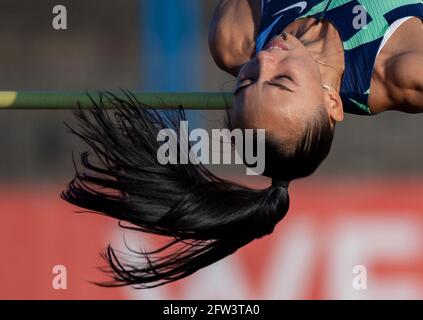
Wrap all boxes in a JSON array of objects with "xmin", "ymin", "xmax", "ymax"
[{"xmin": 264, "ymin": 32, "xmax": 289, "ymax": 51}]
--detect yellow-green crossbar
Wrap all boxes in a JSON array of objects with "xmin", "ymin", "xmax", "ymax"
[{"xmin": 0, "ymin": 91, "xmax": 234, "ymax": 110}]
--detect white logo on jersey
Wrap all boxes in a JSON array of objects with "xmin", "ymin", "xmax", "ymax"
[{"xmin": 272, "ymin": 1, "xmax": 308, "ymax": 17}]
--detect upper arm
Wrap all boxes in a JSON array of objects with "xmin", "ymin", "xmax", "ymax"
[
  {"xmin": 390, "ymin": 52, "xmax": 423, "ymax": 112},
  {"xmin": 208, "ymin": 0, "xmax": 262, "ymax": 77}
]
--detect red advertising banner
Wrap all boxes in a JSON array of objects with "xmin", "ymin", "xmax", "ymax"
[{"xmin": 1, "ymin": 177, "xmax": 423, "ymax": 300}]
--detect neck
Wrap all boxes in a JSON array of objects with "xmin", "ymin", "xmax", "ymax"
[{"xmin": 291, "ymin": 19, "xmax": 345, "ymax": 92}]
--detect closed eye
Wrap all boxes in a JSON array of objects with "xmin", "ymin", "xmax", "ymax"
[
  {"xmin": 267, "ymin": 75, "xmax": 295, "ymax": 92},
  {"xmin": 265, "ymin": 81, "xmax": 295, "ymax": 93},
  {"xmin": 275, "ymin": 75, "xmax": 294, "ymax": 82},
  {"xmin": 234, "ymin": 75, "xmax": 295, "ymax": 96}
]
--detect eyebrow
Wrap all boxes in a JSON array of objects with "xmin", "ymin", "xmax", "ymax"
[{"xmin": 234, "ymin": 81, "xmax": 295, "ymax": 96}]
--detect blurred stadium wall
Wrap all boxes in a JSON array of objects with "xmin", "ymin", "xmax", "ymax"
[{"xmin": 0, "ymin": 0, "xmax": 423, "ymax": 299}]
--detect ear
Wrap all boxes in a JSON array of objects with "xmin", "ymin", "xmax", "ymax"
[{"xmin": 323, "ymin": 88, "xmax": 344, "ymax": 125}]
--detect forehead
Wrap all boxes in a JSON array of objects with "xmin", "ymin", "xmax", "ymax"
[
  {"xmin": 234, "ymin": 92, "xmax": 298, "ymax": 136},
  {"xmin": 235, "ymin": 84, "xmax": 316, "ymax": 126}
]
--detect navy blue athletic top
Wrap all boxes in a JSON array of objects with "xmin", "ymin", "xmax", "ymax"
[{"xmin": 256, "ymin": 0, "xmax": 423, "ymax": 115}]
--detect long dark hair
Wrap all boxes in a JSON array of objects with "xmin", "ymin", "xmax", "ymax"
[{"xmin": 62, "ymin": 92, "xmax": 333, "ymax": 289}]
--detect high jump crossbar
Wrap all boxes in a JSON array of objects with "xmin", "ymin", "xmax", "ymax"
[{"xmin": 0, "ymin": 91, "xmax": 234, "ymax": 110}]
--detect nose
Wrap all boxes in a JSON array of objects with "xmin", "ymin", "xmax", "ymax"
[{"xmin": 255, "ymin": 50, "xmax": 278, "ymax": 78}]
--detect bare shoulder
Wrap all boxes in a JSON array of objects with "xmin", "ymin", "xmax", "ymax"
[
  {"xmin": 208, "ymin": 0, "xmax": 262, "ymax": 76},
  {"xmin": 389, "ymin": 52, "xmax": 423, "ymax": 88},
  {"xmin": 373, "ymin": 18, "xmax": 423, "ymax": 113}
]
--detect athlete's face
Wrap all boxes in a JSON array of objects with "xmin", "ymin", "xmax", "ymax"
[{"xmin": 233, "ymin": 33, "xmax": 342, "ymax": 145}]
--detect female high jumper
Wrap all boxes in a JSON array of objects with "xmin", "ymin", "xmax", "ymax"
[{"xmin": 63, "ymin": 0, "xmax": 423, "ymax": 288}]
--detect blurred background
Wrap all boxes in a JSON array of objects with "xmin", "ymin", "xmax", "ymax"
[{"xmin": 0, "ymin": 0, "xmax": 423, "ymax": 299}]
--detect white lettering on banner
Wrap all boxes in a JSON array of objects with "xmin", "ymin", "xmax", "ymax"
[
  {"xmin": 262, "ymin": 217, "xmax": 315, "ymax": 299},
  {"xmin": 328, "ymin": 217, "xmax": 422, "ymax": 299},
  {"xmin": 129, "ymin": 215, "xmax": 423, "ymax": 299},
  {"xmin": 182, "ymin": 257, "xmax": 249, "ymax": 300}
]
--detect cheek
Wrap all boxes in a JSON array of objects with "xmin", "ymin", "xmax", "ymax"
[
  {"xmin": 291, "ymin": 50, "xmax": 321, "ymax": 80},
  {"xmin": 294, "ymin": 61, "xmax": 323, "ymax": 92},
  {"xmin": 300, "ymin": 63, "xmax": 321, "ymax": 82}
]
